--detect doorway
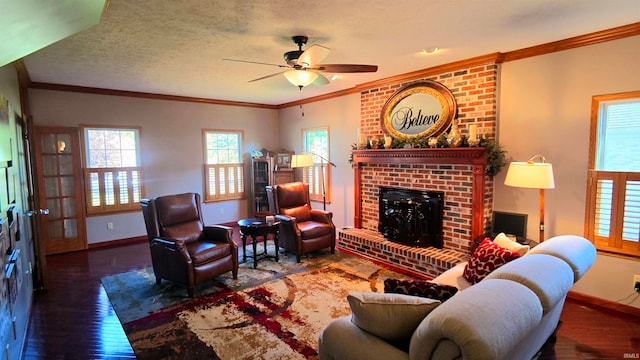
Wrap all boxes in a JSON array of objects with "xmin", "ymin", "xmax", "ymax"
[{"xmin": 33, "ymin": 126, "xmax": 87, "ymax": 254}]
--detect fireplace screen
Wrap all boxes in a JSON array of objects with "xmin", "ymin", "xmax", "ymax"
[{"xmin": 378, "ymin": 186, "xmax": 444, "ymax": 248}]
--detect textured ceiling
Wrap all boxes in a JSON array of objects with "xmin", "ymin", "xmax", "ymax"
[{"xmin": 21, "ymin": 0, "xmax": 640, "ymax": 105}]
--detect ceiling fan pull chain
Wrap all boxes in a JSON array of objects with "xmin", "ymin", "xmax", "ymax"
[{"xmin": 299, "ymin": 85, "xmax": 305, "ymax": 117}]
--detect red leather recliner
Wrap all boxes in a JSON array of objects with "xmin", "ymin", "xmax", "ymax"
[
  {"xmin": 141, "ymin": 192, "xmax": 238, "ymax": 297},
  {"xmin": 266, "ymin": 182, "xmax": 336, "ymax": 262}
]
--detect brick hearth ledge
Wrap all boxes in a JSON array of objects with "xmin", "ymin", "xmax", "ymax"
[{"xmin": 338, "ymin": 228, "xmax": 468, "ymax": 279}]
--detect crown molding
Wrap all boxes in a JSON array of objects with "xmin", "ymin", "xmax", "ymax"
[
  {"xmin": 28, "ymin": 82, "xmax": 279, "ymax": 109},
  {"xmin": 501, "ymin": 22, "xmax": 640, "ymax": 62}
]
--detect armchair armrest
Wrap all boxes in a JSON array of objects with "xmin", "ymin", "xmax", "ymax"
[
  {"xmin": 150, "ymin": 237, "xmax": 192, "ymax": 263},
  {"xmin": 310, "ymin": 209, "xmax": 333, "ymax": 224},
  {"xmin": 204, "ymin": 225, "xmax": 236, "ymax": 248},
  {"xmin": 275, "ymin": 214, "xmax": 296, "ymax": 224},
  {"xmin": 275, "ymin": 214, "xmax": 301, "ymax": 240}
]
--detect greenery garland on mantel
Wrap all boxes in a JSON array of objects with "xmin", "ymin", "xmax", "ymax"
[{"xmin": 349, "ymin": 134, "xmax": 507, "ymax": 178}]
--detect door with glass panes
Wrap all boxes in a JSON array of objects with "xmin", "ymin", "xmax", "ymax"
[{"xmin": 33, "ymin": 126, "xmax": 87, "ymax": 254}]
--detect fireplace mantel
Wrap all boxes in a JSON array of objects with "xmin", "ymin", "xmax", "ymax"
[
  {"xmin": 352, "ymin": 147, "xmax": 489, "ymax": 247},
  {"xmin": 351, "ymin": 147, "xmax": 488, "ymax": 165}
]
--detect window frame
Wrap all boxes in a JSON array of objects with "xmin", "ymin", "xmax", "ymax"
[
  {"xmin": 302, "ymin": 126, "xmax": 331, "ymax": 204},
  {"xmin": 585, "ymin": 91, "xmax": 640, "ymax": 258},
  {"xmin": 202, "ymin": 129, "xmax": 245, "ymax": 202},
  {"xmin": 80, "ymin": 124, "xmax": 145, "ymax": 215}
]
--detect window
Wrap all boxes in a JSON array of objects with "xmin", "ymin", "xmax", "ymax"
[
  {"xmin": 302, "ymin": 127, "xmax": 331, "ymax": 204},
  {"xmin": 81, "ymin": 125, "xmax": 144, "ymax": 214},
  {"xmin": 203, "ymin": 129, "xmax": 245, "ymax": 202},
  {"xmin": 585, "ymin": 91, "xmax": 640, "ymax": 258}
]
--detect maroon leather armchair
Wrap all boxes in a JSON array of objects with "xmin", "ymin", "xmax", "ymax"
[
  {"xmin": 266, "ymin": 182, "xmax": 336, "ymax": 262},
  {"xmin": 141, "ymin": 192, "xmax": 238, "ymax": 297}
]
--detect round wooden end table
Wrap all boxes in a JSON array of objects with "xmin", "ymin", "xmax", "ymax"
[{"xmin": 237, "ymin": 217, "xmax": 280, "ymax": 268}]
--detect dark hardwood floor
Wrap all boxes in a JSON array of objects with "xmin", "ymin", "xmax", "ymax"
[{"xmin": 23, "ymin": 240, "xmax": 640, "ymax": 359}]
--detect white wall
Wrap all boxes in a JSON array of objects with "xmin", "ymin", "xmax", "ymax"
[
  {"xmin": 28, "ymin": 89, "xmax": 280, "ymax": 244},
  {"xmin": 0, "ymin": 66, "xmax": 20, "ymax": 114},
  {"xmin": 277, "ymin": 93, "xmax": 360, "ymax": 229},
  {"xmin": 496, "ymin": 35, "xmax": 640, "ymax": 308}
]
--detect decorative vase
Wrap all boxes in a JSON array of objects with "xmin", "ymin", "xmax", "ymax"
[{"xmin": 447, "ymin": 120, "xmax": 462, "ymax": 147}]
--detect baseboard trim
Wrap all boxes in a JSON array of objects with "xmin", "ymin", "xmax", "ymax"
[
  {"xmin": 567, "ymin": 291, "xmax": 640, "ymax": 318},
  {"xmin": 88, "ymin": 236, "xmax": 147, "ymax": 249}
]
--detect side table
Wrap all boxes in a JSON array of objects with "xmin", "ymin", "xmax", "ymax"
[{"xmin": 237, "ymin": 217, "xmax": 280, "ymax": 268}]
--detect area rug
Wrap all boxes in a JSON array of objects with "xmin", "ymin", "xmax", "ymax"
[{"xmin": 101, "ymin": 246, "xmax": 408, "ymax": 359}]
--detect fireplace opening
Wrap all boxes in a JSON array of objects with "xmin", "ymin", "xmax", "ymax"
[{"xmin": 378, "ymin": 186, "xmax": 444, "ymax": 248}]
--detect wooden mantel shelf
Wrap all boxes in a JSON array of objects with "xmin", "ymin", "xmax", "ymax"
[
  {"xmin": 352, "ymin": 146, "xmax": 489, "ymax": 244},
  {"xmin": 352, "ymin": 147, "xmax": 488, "ymax": 165}
]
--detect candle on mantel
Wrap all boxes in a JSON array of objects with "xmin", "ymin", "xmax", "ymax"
[
  {"xmin": 358, "ymin": 128, "xmax": 368, "ymax": 149},
  {"xmin": 384, "ymin": 136, "xmax": 392, "ymax": 149},
  {"xmin": 469, "ymin": 124, "xmax": 477, "ymax": 141}
]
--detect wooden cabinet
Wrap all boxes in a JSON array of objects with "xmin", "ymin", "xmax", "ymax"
[
  {"xmin": 251, "ymin": 158, "xmax": 272, "ymax": 216},
  {"xmin": 273, "ymin": 169, "xmax": 294, "ymax": 185},
  {"xmin": 251, "ymin": 158, "xmax": 296, "ymax": 216}
]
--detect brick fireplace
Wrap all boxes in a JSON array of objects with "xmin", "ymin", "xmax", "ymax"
[{"xmin": 338, "ymin": 59, "xmax": 498, "ymax": 278}]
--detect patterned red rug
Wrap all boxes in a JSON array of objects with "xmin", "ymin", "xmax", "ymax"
[{"xmin": 102, "ymin": 247, "xmax": 407, "ymax": 359}]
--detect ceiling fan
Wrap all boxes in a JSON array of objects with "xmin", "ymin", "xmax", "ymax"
[{"xmin": 223, "ymin": 35, "xmax": 378, "ymax": 88}]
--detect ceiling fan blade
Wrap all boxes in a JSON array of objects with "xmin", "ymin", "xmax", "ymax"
[
  {"xmin": 223, "ymin": 58, "xmax": 288, "ymax": 69},
  {"xmin": 315, "ymin": 64, "xmax": 378, "ymax": 73},
  {"xmin": 296, "ymin": 44, "xmax": 330, "ymax": 67},
  {"xmin": 248, "ymin": 71, "xmax": 285, "ymax": 82},
  {"xmin": 312, "ymin": 73, "xmax": 330, "ymax": 86}
]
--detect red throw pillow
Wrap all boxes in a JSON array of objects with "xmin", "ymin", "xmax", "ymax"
[
  {"xmin": 463, "ymin": 238, "xmax": 521, "ymax": 284},
  {"xmin": 384, "ymin": 278, "xmax": 458, "ymax": 302}
]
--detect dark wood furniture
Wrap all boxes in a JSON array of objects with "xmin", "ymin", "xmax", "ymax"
[
  {"xmin": 237, "ymin": 217, "xmax": 280, "ymax": 268},
  {"xmin": 273, "ymin": 169, "xmax": 294, "ymax": 185},
  {"xmin": 251, "ymin": 158, "xmax": 272, "ymax": 216}
]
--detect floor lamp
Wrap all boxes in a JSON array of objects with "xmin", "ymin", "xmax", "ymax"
[
  {"xmin": 291, "ymin": 152, "xmax": 336, "ymax": 211},
  {"xmin": 504, "ymin": 155, "xmax": 555, "ymax": 242}
]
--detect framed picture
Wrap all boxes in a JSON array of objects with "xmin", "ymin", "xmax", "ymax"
[
  {"xmin": 380, "ymin": 80, "xmax": 457, "ymax": 140},
  {"xmin": 276, "ymin": 152, "xmax": 292, "ymax": 169}
]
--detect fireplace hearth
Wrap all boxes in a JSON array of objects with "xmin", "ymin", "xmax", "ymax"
[{"xmin": 378, "ymin": 186, "xmax": 444, "ymax": 248}]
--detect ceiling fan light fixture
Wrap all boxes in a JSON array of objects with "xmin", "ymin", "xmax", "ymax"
[
  {"xmin": 284, "ymin": 70, "xmax": 318, "ymax": 87},
  {"xmin": 421, "ymin": 47, "xmax": 440, "ymax": 54}
]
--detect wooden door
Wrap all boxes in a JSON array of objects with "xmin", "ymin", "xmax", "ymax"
[{"xmin": 33, "ymin": 126, "xmax": 87, "ymax": 254}]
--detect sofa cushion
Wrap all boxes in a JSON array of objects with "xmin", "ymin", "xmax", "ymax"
[
  {"xmin": 347, "ymin": 292, "xmax": 440, "ymax": 343},
  {"xmin": 384, "ymin": 278, "xmax": 458, "ymax": 302},
  {"xmin": 493, "ymin": 232, "xmax": 530, "ymax": 256},
  {"xmin": 463, "ymin": 238, "xmax": 520, "ymax": 284}
]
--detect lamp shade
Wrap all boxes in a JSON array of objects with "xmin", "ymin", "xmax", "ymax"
[
  {"xmin": 284, "ymin": 70, "xmax": 318, "ymax": 87},
  {"xmin": 291, "ymin": 154, "xmax": 314, "ymax": 168},
  {"xmin": 504, "ymin": 161, "xmax": 555, "ymax": 189}
]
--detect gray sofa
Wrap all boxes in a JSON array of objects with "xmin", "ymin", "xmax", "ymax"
[{"xmin": 318, "ymin": 235, "xmax": 597, "ymax": 360}]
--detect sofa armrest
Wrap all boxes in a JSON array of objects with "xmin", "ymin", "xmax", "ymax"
[
  {"xmin": 527, "ymin": 235, "xmax": 596, "ymax": 282},
  {"xmin": 319, "ymin": 316, "xmax": 409, "ymax": 360},
  {"xmin": 410, "ymin": 279, "xmax": 543, "ymax": 360}
]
